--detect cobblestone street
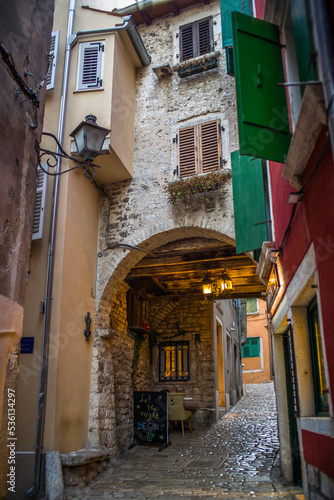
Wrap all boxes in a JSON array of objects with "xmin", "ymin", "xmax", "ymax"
[{"xmin": 65, "ymin": 383, "xmax": 304, "ymax": 499}]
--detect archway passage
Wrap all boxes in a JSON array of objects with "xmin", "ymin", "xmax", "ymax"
[
  {"xmin": 124, "ymin": 236, "xmax": 265, "ymax": 299},
  {"xmin": 90, "ymin": 231, "xmax": 266, "ymax": 457}
]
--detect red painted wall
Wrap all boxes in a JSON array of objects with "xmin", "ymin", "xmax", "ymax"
[
  {"xmin": 270, "ymin": 127, "xmax": 334, "ymax": 404},
  {"xmin": 302, "ymin": 430, "xmax": 334, "ymax": 478},
  {"xmin": 254, "ymin": 0, "xmax": 265, "ymax": 19}
]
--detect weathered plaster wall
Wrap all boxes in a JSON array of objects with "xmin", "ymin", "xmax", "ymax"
[{"xmin": 0, "ymin": 1, "xmax": 54, "ymax": 497}]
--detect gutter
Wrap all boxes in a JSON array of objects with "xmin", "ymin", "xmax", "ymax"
[
  {"xmin": 117, "ymin": 0, "xmax": 178, "ymax": 16},
  {"xmin": 70, "ymin": 15, "xmax": 151, "ymax": 66}
]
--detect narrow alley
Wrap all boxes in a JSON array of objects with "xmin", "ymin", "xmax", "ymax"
[{"xmin": 65, "ymin": 383, "xmax": 303, "ymax": 500}]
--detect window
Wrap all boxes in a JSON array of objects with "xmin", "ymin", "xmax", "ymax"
[
  {"xmin": 127, "ymin": 290, "xmax": 148, "ymax": 329},
  {"xmin": 178, "ymin": 120, "xmax": 222, "ymax": 178},
  {"xmin": 46, "ymin": 30, "xmax": 59, "ymax": 90},
  {"xmin": 308, "ymin": 299, "xmax": 329, "ymax": 414},
  {"xmin": 77, "ymin": 41, "xmax": 104, "ymax": 90},
  {"xmin": 32, "ymin": 166, "xmax": 47, "ymax": 241},
  {"xmin": 179, "ymin": 17, "xmax": 213, "ymax": 61},
  {"xmin": 246, "ymin": 298, "xmax": 258, "ymax": 315},
  {"xmin": 242, "ymin": 337, "xmax": 260, "ymax": 358},
  {"xmin": 159, "ymin": 342, "xmax": 189, "ymax": 381}
]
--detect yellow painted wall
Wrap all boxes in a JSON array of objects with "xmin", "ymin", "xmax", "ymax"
[
  {"xmin": 16, "ymin": 0, "xmax": 140, "ymax": 454},
  {"xmin": 243, "ymin": 299, "xmax": 272, "ymax": 384}
]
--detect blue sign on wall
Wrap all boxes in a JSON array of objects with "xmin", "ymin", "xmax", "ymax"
[{"xmin": 20, "ymin": 337, "xmax": 34, "ymax": 354}]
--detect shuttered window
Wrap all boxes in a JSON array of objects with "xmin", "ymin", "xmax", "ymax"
[
  {"xmin": 242, "ymin": 337, "xmax": 260, "ymax": 358},
  {"xmin": 221, "ymin": 0, "xmax": 250, "ymax": 48},
  {"xmin": 77, "ymin": 41, "xmax": 104, "ymax": 90},
  {"xmin": 32, "ymin": 166, "xmax": 47, "ymax": 241},
  {"xmin": 180, "ymin": 17, "xmax": 213, "ymax": 61},
  {"xmin": 178, "ymin": 120, "xmax": 222, "ymax": 178},
  {"xmin": 46, "ymin": 30, "xmax": 59, "ymax": 90},
  {"xmin": 232, "ymin": 12, "xmax": 291, "ymax": 163},
  {"xmin": 231, "ymin": 150, "xmax": 270, "ymax": 254}
]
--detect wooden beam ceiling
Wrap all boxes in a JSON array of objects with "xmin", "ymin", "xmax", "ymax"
[{"xmin": 124, "ymin": 238, "xmax": 266, "ymax": 299}]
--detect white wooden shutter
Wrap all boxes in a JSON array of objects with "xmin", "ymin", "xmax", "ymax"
[
  {"xmin": 77, "ymin": 41, "xmax": 104, "ymax": 90},
  {"xmin": 46, "ymin": 30, "xmax": 59, "ymax": 90},
  {"xmin": 32, "ymin": 167, "xmax": 47, "ymax": 241}
]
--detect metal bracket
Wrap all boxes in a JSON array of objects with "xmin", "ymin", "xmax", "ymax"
[{"xmin": 84, "ymin": 312, "xmax": 92, "ymax": 341}]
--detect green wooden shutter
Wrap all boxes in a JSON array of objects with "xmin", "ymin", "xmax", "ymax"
[
  {"xmin": 242, "ymin": 338, "xmax": 260, "ymax": 358},
  {"xmin": 232, "ymin": 12, "xmax": 291, "ymax": 163},
  {"xmin": 231, "ymin": 150, "xmax": 268, "ymax": 254},
  {"xmin": 290, "ymin": 0, "xmax": 317, "ymax": 89},
  {"xmin": 221, "ymin": 0, "xmax": 250, "ymax": 48}
]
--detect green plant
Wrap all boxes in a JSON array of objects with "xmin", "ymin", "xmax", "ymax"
[
  {"xmin": 132, "ymin": 331, "xmax": 146, "ymax": 386},
  {"xmin": 166, "ymin": 171, "xmax": 231, "ymax": 208}
]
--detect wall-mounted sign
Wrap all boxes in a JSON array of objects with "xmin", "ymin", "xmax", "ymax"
[
  {"xmin": 266, "ymin": 264, "xmax": 280, "ymax": 312},
  {"xmin": 134, "ymin": 391, "xmax": 168, "ymax": 448},
  {"xmin": 20, "ymin": 337, "xmax": 34, "ymax": 354}
]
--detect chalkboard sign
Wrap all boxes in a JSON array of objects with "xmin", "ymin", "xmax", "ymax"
[{"xmin": 134, "ymin": 391, "xmax": 168, "ymax": 446}]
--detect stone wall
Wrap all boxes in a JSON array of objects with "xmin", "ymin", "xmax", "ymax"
[
  {"xmin": 96, "ymin": 0, "xmax": 238, "ymax": 312},
  {"xmin": 91, "ymin": 0, "xmax": 239, "ymax": 457},
  {"xmin": 149, "ymin": 297, "xmax": 215, "ymax": 426}
]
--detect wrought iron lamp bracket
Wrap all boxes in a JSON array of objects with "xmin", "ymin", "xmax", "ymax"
[{"xmin": 38, "ymin": 131, "xmax": 101, "ymax": 180}]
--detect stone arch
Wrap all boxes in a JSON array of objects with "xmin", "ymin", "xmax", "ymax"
[
  {"xmin": 89, "ymin": 225, "xmax": 236, "ymax": 454},
  {"xmin": 96, "ymin": 225, "xmax": 235, "ymax": 329}
]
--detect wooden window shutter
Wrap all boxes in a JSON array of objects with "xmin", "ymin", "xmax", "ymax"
[
  {"xmin": 200, "ymin": 120, "xmax": 221, "ymax": 174},
  {"xmin": 178, "ymin": 126, "xmax": 196, "ymax": 178},
  {"xmin": 231, "ymin": 150, "xmax": 269, "ymax": 254},
  {"xmin": 180, "ymin": 24, "xmax": 194, "ymax": 61},
  {"xmin": 32, "ymin": 166, "xmax": 47, "ymax": 241},
  {"xmin": 46, "ymin": 30, "xmax": 59, "ymax": 90},
  {"xmin": 198, "ymin": 18, "xmax": 212, "ymax": 56},
  {"xmin": 232, "ymin": 12, "xmax": 291, "ymax": 163},
  {"xmin": 77, "ymin": 41, "xmax": 104, "ymax": 90}
]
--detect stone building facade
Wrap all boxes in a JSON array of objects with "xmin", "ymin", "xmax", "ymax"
[{"xmin": 90, "ymin": 0, "xmax": 244, "ymax": 458}]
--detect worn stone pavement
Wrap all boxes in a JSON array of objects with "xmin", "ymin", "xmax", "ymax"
[{"xmin": 65, "ymin": 383, "xmax": 304, "ymax": 500}]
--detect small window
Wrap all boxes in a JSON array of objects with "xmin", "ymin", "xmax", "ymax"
[
  {"xmin": 127, "ymin": 290, "xmax": 148, "ymax": 329},
  {"xmin": 178, "ymin": 120, "xmax": 222, "ymax": 178},
  {"xmin": 32, "ymin": 166, "xmax": 47, "ymax": 240},
  {"xmin": 77, "ymin": 41, "xmax": 104, "ymax": 90},
  {"xmin": 159, "ymin": 341, "xmax": 189, "ymax": 381},
  {"xmin": 246, "ymin": 298, "xmax": 258, "ymax": 315},
  {"xmin": 46, "ymin": 30, "xmax": 59, "ymax": 90},
  {"xmin": 179, "ymin": 17, "xmax": 213, "ymax": 62},
  {"xmin": 242, "ymin": 337, "xmax": 260, "ymax": 358},
  {"xmin": 308, "ymin": 299, "xmax": 329, "ymax": 414}
]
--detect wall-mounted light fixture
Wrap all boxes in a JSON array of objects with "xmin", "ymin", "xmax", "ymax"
[
  {"xmin": 38, "ymin": 115, "xmax": 110, "ymax": 179},
  {"xmin": 202, "ymin": 270, "xmax": 233, "ymax": 299}
]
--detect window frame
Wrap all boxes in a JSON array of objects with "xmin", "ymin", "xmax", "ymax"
[
  {"xmin": 76, "ymin": 40, "xmax": 105, "ymax": 91},
  {"xmin": 246, "ymin": 298, "xmax": 259, "ymax": 315},
  {"xmin": 242, "ymin": 337, "xmax": 260, "ymax": 358},
  {"xmin": 32, "ymin": 166, "xmax": 48, "ymax": 241},
  {"xmin": 46, "ymin": 30, "xmax": 60, "ymax": 91},
  {"xmin": 159, "ymin": 341, "xmax": 190, "ymax": 382},
  {"xmin": 177, "ymin": 119, "xmax": 222, "ymax": 178},
  {"xmin": 179, "ymin": 16, "xmax": 214, "ymax": 62},
  {"xmin": 307, "ymin": 298, "xmax": 329, "ymax": 415}
]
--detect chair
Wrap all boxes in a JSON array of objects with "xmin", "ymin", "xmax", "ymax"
[{"xmin": 167, "ymin": 392, "xmax": 192, "ymax": 437}]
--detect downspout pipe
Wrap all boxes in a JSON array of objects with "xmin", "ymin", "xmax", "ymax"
[
  {"xmin": 309, "ymin": 0, "xmax": 334, "ymax": 158},
  {"xmin": 26, "ymin": 0, "xmax": 76, "ymax": 496},
  {"xmin": 70, "ymin": 15, "xmax": 151, "ymax": 66}
]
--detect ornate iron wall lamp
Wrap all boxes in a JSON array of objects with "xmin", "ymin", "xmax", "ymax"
[{"xmin": 38, "ymin": 115, "xmax": 110, "ymax": 179}]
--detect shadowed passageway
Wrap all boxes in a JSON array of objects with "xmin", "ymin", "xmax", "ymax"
[{"xmin": 65, "ymin": 383, "xmax": 304, "ymax": 499}]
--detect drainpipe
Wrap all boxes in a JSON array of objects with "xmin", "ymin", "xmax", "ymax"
[
  {"xmin": 70, "ymin": 15, "xmax": 151, "ymax": 66},
  {"xmin": 309, "ymin": 0, "xmax": 334, "ymax": 157},
  {"xmin": 26, "ymin": 0, "xmax": 76, "ymax": 496}
]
